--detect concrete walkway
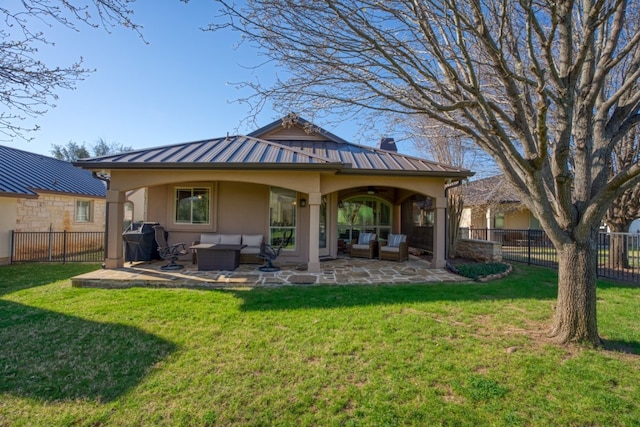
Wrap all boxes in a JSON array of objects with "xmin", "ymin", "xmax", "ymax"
[{"xmin": 71, "ymin": 256, "xmax": 467, "ymax": 289}]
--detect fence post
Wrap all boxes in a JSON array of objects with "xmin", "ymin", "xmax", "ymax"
[
  {"xmin": 596, "ymin": 232, "xmax": 601, "ymax": 277},
  {"xmin": 48, "ymin": 226, "xmax": 53, "ymax": 261},
  {"xmin": 527, "ymin": 229, "xmax": 531, "ymax": 265},
  {"xmin": 62, "ymin": 230, "xmax": 67, "ymax": 264},
  {"xmin": 10, "ymin": 230, "xmax": 15, "ymax": 264}
]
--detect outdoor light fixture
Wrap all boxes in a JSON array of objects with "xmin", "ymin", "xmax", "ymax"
[
  {"xmin": 300, "ymin": 198, "xmax": 307, "ymax": 207},
  {"xmin": 367, "ymin": 186, "xmax": 376, "ymax": 195}
]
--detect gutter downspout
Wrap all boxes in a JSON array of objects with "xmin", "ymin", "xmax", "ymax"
[{"xmin": 93, "ymin": 172, "xmax": 110, "ymax": 267}]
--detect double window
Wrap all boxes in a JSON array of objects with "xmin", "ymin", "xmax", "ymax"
[{"xmin": 175, "ymin": 187, "xmax": 210, "ymax": 224}]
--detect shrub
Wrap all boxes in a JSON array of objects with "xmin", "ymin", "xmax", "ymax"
[{"xmin": 456, "ymin": 263, "xmax": 509, "ymax": 280}]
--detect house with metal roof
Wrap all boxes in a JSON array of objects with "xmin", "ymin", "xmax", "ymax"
[
  {"xmin": 75, "ymin": 114, "xmax": 473, "ymax": 272},
  {"xmin": 0, "ymin": 145, "xmax": 107, "ymax": 264}
]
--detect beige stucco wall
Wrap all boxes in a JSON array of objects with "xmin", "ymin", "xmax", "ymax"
[
  {"xmin": 15, "ymin": 193, "xmax": 106, "ymax": 232},
  {"xmin": 142, "ymin": 181, "xmax": 306, "ymax": 261},
  {"xmin": 461, "ymin": 208, "xmax": 487, "ymax": 229},
  {"xmin": 126, "ymin": 188, "xmax": 147, "ymax": 223},
  {"xmin": 0, "ymin": 197, "xmax": 17, "ymax": 264},
  {"xmin": 107, "ymin": 169, "xmax": 446, "ymax": 199},
  {"xmin": 462, "ymin": 206, "xmax": 533, "ymax": 230},
  {"xmin": 504, "ymin": 209, "xmax": 531, "ymax": 229}
]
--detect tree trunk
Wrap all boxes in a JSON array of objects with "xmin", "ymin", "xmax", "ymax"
[
  {"xmin": 549, "ymin": 240, "xmax": 601, "ymax": 346},
  {"xmin": 609, "ymin": 234, "xmax": 629, "ymax": 269},
  {"xmin": 607, "ymin": 223, "xmax": 631, "ymax": 269}
]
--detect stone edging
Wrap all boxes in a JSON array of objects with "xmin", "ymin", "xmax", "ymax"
[{"xmin": 476, "ymin": 263, "xmax": 513, "ymax": 282}]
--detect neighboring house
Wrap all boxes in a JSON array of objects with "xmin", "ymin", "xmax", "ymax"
[
  {"xmin": 75, "ymin": 115, "xmax": 473, "ymax": 271},
  {"xmin": 460, "ymin": 175, "xmax": 539, "ymax": 231},
  {"xmin": 0, "ymin": 145, "xmax": 107, "ymax": 264}
]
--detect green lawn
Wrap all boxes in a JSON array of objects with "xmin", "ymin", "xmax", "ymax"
[{"xmin": 1, "ymin": 263, "xmax": 639, "ymax": 426}]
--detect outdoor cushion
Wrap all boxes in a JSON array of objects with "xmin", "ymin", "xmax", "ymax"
[
  {"xmin": 358, "ymin": 233, "xmax": 376, "ymax": 245},
  {"xmin": 242, "ymin": 234, "xmax": 263, "ymax": 247},
  {"xmin": 220, "ymin": 234, "xmax": 242, "ymax": 245},
  {"xmin": 387, "ymin": 234, "xmax": 406, "ymax": 247},
  {"xmin": 200, "ymin": 234, "xmax": 221, "ymax": 244},
  {"xmin": 380, "ymin": 246, "xmax": 400, "ymax": 253},
  {"xmin": 241, "ymin": 246, "xmax": 261, "ymax": 254},
  {"xmin": 351, "ymin": 243, "xmax": 371, "ymax": 250}
]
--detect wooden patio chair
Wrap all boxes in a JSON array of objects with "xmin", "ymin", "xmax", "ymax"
[
  {"xmin": 350, "ymin": 232, "xmax": 378, "ymax": 259},
  {"xmin": 379, "ymin": 234, "xmax": 408, "ymax": 262}
]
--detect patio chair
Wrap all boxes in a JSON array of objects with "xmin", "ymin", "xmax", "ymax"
[
  {"xmin": 153, "ymin": 225, "xmax": 188, "ymax": 270},
  {"xmin": 258, "ymin": 229, "xmax": 293, "ymax": 272},
  {"xmin": 350, "ymin": 232, "xmax": 378, "ymax": 259},
  {"xmin": 379, "ymin": 234, "xmax": 408, "ymax": 262}
]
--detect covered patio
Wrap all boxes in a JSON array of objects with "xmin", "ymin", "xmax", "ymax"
[{"xmin": 71, "ymin": 256, "xmax": 466, "ymax": 289}]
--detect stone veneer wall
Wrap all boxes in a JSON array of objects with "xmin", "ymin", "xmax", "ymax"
[
  {"xmin": 455, "ymin": 238, "xmax": 502, "ymax": 262},
  {"xmin": 15, "ymin": 193, "xmax": 106, "ymax": 232}
]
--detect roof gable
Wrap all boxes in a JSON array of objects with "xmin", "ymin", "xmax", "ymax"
[
  {"xmin": 0, "ymin": 145, "xmax": 106, "ymax": 198},
  {"xmin": 248, "ymin": 115, "xmax": 351, "ymax": 144}
]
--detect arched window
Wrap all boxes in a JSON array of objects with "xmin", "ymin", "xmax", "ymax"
[{"xmin": 338, "ymin": 196, "xmax": 392, "ymax": 242}]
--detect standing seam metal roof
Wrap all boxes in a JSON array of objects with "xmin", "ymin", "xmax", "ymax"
[
  {"xmin": 74, "ymin": 122, "xmax": 472, "ymax": 177},
  {"xmin": 0, "ymin": 145, "xmax": 106, "ymax": 197}
]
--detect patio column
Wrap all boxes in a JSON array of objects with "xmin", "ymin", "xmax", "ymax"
[
  {"xmin": 307, "ymin": 192, "xmax": 322, "ymax": 273},
  {"xmin": 432, "ymin": 196, "xmax": 447, "ymax": 269},
  {"xmin": 104, "ymin": 189, "xmax": 125, "ymax": 269}
]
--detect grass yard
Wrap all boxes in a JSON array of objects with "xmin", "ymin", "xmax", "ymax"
[{"xmin": 1, "ymin": 263, "xmax": 639, "ymax": 426}]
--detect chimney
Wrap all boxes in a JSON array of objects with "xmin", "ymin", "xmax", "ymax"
[{"xmin": 378, "ymin": 137, "xmax": 397, "ymax": 152}]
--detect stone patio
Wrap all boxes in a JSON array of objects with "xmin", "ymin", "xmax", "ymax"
[{"xmin": 71, "ymin": 255, "xmax": 468, "ymax": 289}]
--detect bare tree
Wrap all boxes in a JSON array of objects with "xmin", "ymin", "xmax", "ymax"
[
  {"xmin": 211, "ymin": 0, "xmax": 640, "ymax": 345},
  {"xmin": 408, "ymin": 117, "xmax": 484, "ymax": 257},
  {"xmin": 407, "ymin": 116, "xmax": 500, "ymax": 258},
  {"xmin": 0, "ymin": 1, "xmax": 140, "ymax": 140}
]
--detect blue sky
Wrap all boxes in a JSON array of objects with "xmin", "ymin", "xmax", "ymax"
[{"xmin": 10, "ymin": 1, "xmax": 376, "ymax": 157}]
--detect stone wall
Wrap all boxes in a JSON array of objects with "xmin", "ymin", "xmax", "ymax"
[
  {"xmin": 455, "ymin": 238, "xmax": 502, "ymax": 262},
  {"xmin": 15, "ymin": 193, "xmax": 106, "ymax": 232}
]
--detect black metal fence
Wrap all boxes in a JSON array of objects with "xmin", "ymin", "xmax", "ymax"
[
  {"xmin": 11, "ymin": 230, "xmax": 105, "ymax": 263},
  {"xmin": 460, "ymin": 228, "xmax": 640, "ymax": 284}
]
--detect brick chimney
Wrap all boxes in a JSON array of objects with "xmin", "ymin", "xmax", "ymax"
[{"xmin": 378, "ymin": 137, "xmax": 397, "ymax": 152}]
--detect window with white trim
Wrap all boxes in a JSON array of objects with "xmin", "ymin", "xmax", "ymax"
[{"xmin": 75, "ymin": 200, "xmax": 93, "ymax": 223}]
